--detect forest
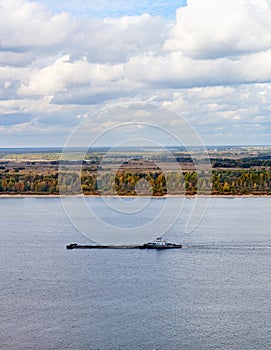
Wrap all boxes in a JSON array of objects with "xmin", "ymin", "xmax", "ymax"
[
  {"xmin": 1, "ymin": 147, "xmax": 271, "ymax": 196},
  {"xmin": 1, "ymin": 167, "xmax": 271, "ymax": 196}
]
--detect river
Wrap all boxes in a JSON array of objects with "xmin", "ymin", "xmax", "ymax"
[{"xmin": 0, "ymin": 197, "xmax": 270, "ymax": 350}]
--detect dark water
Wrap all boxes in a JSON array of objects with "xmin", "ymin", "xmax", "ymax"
[{"xmin": 0, "ymin": 198, "xmax": 270, "ymax": 350}]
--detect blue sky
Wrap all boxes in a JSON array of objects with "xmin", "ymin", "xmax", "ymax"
[
  {"xmin": 1, "ymin": 0, "xmax": 271, "ymax": 147},
  {"xmin": 36, "ymin": 0, "xmax": 187, "ymax": 18}
]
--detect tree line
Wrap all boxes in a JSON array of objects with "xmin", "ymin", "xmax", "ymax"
[{"xmin": 1, "ymin": 168, "xmax": 271, "ymax": 195}]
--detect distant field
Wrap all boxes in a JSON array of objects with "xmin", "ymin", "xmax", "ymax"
[{"xmin": 0, "ymin": 153, "xmax": 62, "ymax": 161}]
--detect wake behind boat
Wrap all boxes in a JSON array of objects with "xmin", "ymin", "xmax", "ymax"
[{"xmin": 66, "ymin": 237, "xmax": 182, "ymax": 250}]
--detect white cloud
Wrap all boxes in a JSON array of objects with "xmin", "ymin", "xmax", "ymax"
[
  {"xmin": 164, "ymin": 0, "xmax": 271, "ymax": 59},
  {"xmin": 0, "ymin": 2, "xmax": 167, "ymax": 65},
  {"xmin": 1, "ymin": 0, "xmax": 271, "ymax": 146},
  {"xmin": 17, "ymin": 54, "xmax": 124, "ymax": 96},
  {"xmin": 0, "ymin": 0, "xmax": 77, "ymax": 49},
  {"xmin": 69, "ymin": 13, "xmax": 167, "ymax": 63},
  {"xmin": 157, "ymin": 83, "xmax": 271, "ymax": 144},
  {"xmin": 125, "ymin": 50, "xmax": 271, "ymax": 88}
]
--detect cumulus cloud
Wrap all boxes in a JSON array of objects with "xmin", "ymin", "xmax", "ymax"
[
  {"xmin": 0, "ymin": 0, "xmax": 77, "ymax": 49},
  {"xmin": 1, "ymin": 0, "xmax": 271, "ymax": 146},
  {"xmin": 158, "ymin": 83, "xmax": 271, "ymax": 144},
  {"xmin": 125, "ymin": 50, "xmax": 271, "ymax": 88},
  {"xmin": 17, "ymin": 54, "xmax": 124, "ymax": 96},
  {"xmin": 164, "ymin": 0, "xmax": 271, "ymax": 59},
  {"xmin": 68, "ymin": 13, "xmax": 167, "ymax": 63},
  {"xmin": 0, "ymin": 2, "xmax": 167, "ymax": 65}
]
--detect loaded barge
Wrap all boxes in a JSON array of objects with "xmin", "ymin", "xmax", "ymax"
[{"xmin": 66, "ymin": 237, "xmax": 182, "ymax": 250}]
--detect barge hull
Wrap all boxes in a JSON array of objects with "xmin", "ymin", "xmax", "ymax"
[{"xmin": 66, "ymin": 243, "xmax": 182, "ymax": 250}]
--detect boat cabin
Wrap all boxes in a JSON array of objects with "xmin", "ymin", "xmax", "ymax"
[{"xmin": 154, "ymin": 237, "xmax": 167, "ymax": 247}]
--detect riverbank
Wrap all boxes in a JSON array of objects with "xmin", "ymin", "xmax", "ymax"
[{"xmin": 1, "ymin": 194, "xmax": 271, "ymax": 198}]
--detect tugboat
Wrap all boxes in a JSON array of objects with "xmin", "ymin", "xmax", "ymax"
[
  {"xmin": 139, "ymin": 237, "xmax": 182, "ymax": 249},
  {"xmin": 66, "ymin": 237, "xmax": 182, "ymax": 250}
]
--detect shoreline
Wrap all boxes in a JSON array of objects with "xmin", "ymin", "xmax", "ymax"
[{"xmin": 1, "ymin": 194, "xmax": 271, "ymax": 198}]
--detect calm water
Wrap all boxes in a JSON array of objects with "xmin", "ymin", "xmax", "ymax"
[{"xmin": 0, "ymin": 198, "xmax": 270, "ymax": 350}]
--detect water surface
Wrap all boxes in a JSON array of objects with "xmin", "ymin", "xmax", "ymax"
[{"xmin": 0, "ymin": 198, "xmax": 270, "ymax": 350}]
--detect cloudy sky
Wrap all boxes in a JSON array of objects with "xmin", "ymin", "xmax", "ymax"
[{"xmin": 1, "ymin": 0, "xmax": 271, "ymax": 147}]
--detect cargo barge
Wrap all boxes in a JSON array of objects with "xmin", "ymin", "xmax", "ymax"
[{"xmin": 66, "ymin": 237, "xmax": 182, "ymax": 250}]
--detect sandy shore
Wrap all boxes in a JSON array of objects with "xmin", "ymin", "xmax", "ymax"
[{"xmin": 1, "ymin": 194, "xmax": 271, "ymax": 198}]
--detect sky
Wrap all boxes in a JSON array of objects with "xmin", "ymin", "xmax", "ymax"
[{"xmin": 1, "ymin": 0, "xmax": 271, "ymax": 147}]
